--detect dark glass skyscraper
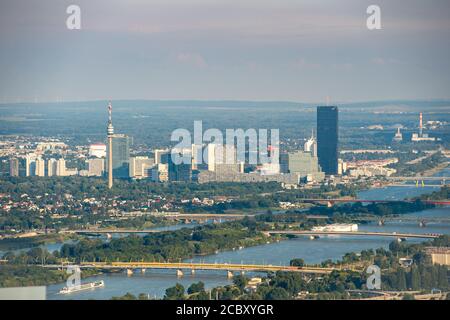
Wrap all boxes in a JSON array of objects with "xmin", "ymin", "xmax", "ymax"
[{"xmin": 317, "ymin": 106, "xmax": 338, "ymax": 175}]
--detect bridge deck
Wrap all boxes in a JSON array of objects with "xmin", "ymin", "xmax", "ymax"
[
  {"xmin": 43, "ymin": 262, "xmax": 338, "ymax": 274},
  {"xmin": 267, "ymin": 230, "xmax": 441, "ymax": 239}
]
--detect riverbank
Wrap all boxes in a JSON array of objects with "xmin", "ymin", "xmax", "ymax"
[
  {"xmin": 419, "ymin": 161, "xmax": 449, "ymax": 177},
  {"xmin": 0, "ymin": 233, "xmax": 79, "ymax": 252},
  {"xmin": 0, "ymin": 265, "xmax": 102, "ymax": 288}
]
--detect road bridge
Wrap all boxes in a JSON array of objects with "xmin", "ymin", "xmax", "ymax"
[
  {"xmin": 386, "ymin": 176, "xmax": 449, "ymax": 182},
  {"xmin": 265, "ymin": 230, "xmax": 441, "ymax": 239},
  {"xmin": 157, "ymin": 213, "xmax": 255, "ymax": 222},
  {"xmin": 43, "ymin": 261, "xmax": 339, "ymax": 276},
  {"xmin": 296, "ymin": 198, "xmax": 450, "ymax": 206}
]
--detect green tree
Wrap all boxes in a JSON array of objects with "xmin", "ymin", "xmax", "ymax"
[
  {"xmin": 410, "ymin": 266, "xmax": 421, "ymax": 291},
  {"xmin": 403, "ymin": 293, "xmax": 415, "ymax": 300},
  {"xmin": 290, "ymin": 258, "xmax": 305, "ymax": 267},
  {"xmin": 233, "ymin": 275, "xmax": 248, "ymax": 292},
  {"xmin": 187, "ymin": 281, "xmax": 205, "ymax": 294},
  {"xmin": 437, "ymin": 266, "xmax": 449, "ymax": 289},
  {"xmin": 164, "ymin": 283, "xmax": 185, "ymax": 300},
  {"xmin": 265, "ymin": 287, "xmax": 290, "ymax": 300},
  {"xmin": 396, "ymin": 269, "xmax": 407, "ymax": 291}
]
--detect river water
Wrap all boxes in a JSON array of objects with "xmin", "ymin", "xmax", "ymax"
[{"xmin": 32, "ymin": 168, "xmax": 450, "ymax": 299}]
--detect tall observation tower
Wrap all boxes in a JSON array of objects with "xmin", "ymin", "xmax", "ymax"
[{"xmin": 107, "ymin": 102, "xmax": 114, "ymax": 189}]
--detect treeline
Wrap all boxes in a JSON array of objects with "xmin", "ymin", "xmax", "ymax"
[
  {"xmin": 0, "ymin": 264, "xmax": 98, "ymax": 288},
  {"xmin": 391, "ymin": 152, "xmax": 447, "ymax": 176},
  {"xmin": 420, "ymin": 185, "xmax": 449, "ymax": 201},
  {"xmin": 383, "ymin": 265, "xmax": 448, "ymax": 291},
  {"xmin": 0, "ymin": 177, "xmax": 283, "ymax": 200},
  {"xmin": 4, "ymin": 219, "xmax": 266, "ymax": 264},
  {"xmin": 308, "ymin": 200, "xmax": 434, "ymax": 217}
]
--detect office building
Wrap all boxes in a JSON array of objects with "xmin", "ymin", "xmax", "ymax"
[
  {"xmin": 89, "ymin": 143, "xmax": 107, "ymax": 158},
  {"xmin": 304, "ymin": 131, "xmax": 317, "ymax": 157},
  {"xmin": 154, "ymin": 149, "xmax": 169, "ymax": 164},
  {"xmin": 317, "ymin": 106, "xmax": 339, "ymax": 175},
  {"xmin": 107, "ymin": 134, "xmax": 132, "ymax": 179},
  {"xmin": 280, "ymin": 150, "xmax": 324, "ymax": 182},
  {"xmin": 35, "ymin": 158, "xmax": 46, "ymax": 177},
  {"xmin": 56, "ymin": 158, "xmax": 66, "ymax": 176},
  {"xmin": 162, "ymin": 151, "xmax": 192, "ymax": 182},
  {"xmin": 205, "ymin": 144, "xmax": 241, "ymax": 176},
  {"xmin": 9, "ymin": 158, "xmax": 19, "ymax": 177},
  {"xmin": 88, "ymin": 158, "xmax": 105, "ymax": 177},
  {"xmin": 129, "ymin": 156, "xmax": 155, "ymax": 179},
  {"xmin": 191, "ymin": 144, "xmax": 205, "ymax": 170},
  {"xmin": 25, "ymin": 154, "xmax": 36, "ymax": 177},
  {"xmin": 47, "ymin": 158, "xmax": 57, "ymax": 176},
  {"xmin": 151, "ymin": 163, "xmax": 169, "ymax": 182},
  {"xmin": 337, "ymin": 159, "xmax": 347, "ymax": 175}
]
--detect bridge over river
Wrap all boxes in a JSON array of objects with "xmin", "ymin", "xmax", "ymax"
[
  {"xmin": 265, "ymin": 230, "xmax": 441, "ymax": 239},
  {"xmin": 43, "ymin": 261, "xmax": 339, "ymax": 276}
]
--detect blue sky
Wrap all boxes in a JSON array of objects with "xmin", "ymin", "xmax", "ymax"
[{"xmin": 1, "ymin": 0, "xmax": 450, "ymax": 103}]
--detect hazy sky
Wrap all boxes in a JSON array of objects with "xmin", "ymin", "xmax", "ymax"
[{"xmin": 1, "ymin": 0, "xmax": 450, "ymax": 103}]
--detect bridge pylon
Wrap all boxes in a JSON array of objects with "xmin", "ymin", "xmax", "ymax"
[
  {"xmin": 227, "ymin": 271, "xmax": 234, "ymax": 279},
  {"xmin": 176, "ymin": 269, "xmax": 184, "ymax": 277}
]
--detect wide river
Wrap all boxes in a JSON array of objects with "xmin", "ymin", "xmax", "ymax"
[{"xmin": 38, "ymin": 168, "xmax": 450, "ymax": 299}]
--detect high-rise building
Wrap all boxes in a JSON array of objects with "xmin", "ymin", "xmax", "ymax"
[
  {"xmin": 163, "ymin": 151, "xmax": 192, "ymax": 182},
  {"xmin": 317, "ymin": 106, "xmax": 338, "ymax": 175},
  {"xmin": 89, "ymin": 143, "xmax": 107, "ymax": 158},
  {"xmin": 337, "ymin": 159, "xmax": 347, "ymax": 175},
  {"xmin": 154, "ymin": 149, "xmax": 169, "ymax": 164},
  {"xmin": 206, "ymin": 144, "xmax": 216, "ymax": 171},
  {"xmin": 151, "ymin": 163, "xmax": 169, "ymax": 182},
  {"xmin": 107, "ymin": 134, "xmax": 132, "ymax": 179},
  {"xmin": 191, "ymin": 144, "xmax": 204, "ymax": 170},
  {"xmin": 25, "ymin": 154, "xmax": 36, "ymax": 177},
  {"xmin": 88, "ymin": 158, "xmax": 105, "ymax": 177},
  {"xmin": 304, "ymin": 130, "xmax": 317, "ymax": 158},
  {"xmin": 9, "ymin": 158, "xmax": 19, "ymax": 177},
  {"xmin": 47, "ymin": 158, "xmax": 57, "ymax": 176},
  {"xmin": 281, "ymin": 150, "xmax": 324, "ymax": 182},
  {"xmin": 35, "ymin": 158, "xmax": 46, "ymax": 177},
  {"xmin": 204, "ymin": 144, "xmax": 240, "ymax": 175},
  {"xmin": 56, "ymin": 158, "xmax": 66, "ymax": 176},
  {"xmin": 129, "ymin": 156, "xmax": 155, "ymax": 179}
]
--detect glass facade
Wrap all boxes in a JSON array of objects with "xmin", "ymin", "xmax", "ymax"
[
  {"xmin": 317, "ymin": 106, "xmax": 338, "ymax": 175},
  {"xmin": 107, "ymin": 134, "xmax": 132, "ymax": 178}
]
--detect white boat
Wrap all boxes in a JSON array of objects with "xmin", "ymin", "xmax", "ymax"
[{"xmin": 59, "ymin": 280, "xmax": 105, "ymax": 294}]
